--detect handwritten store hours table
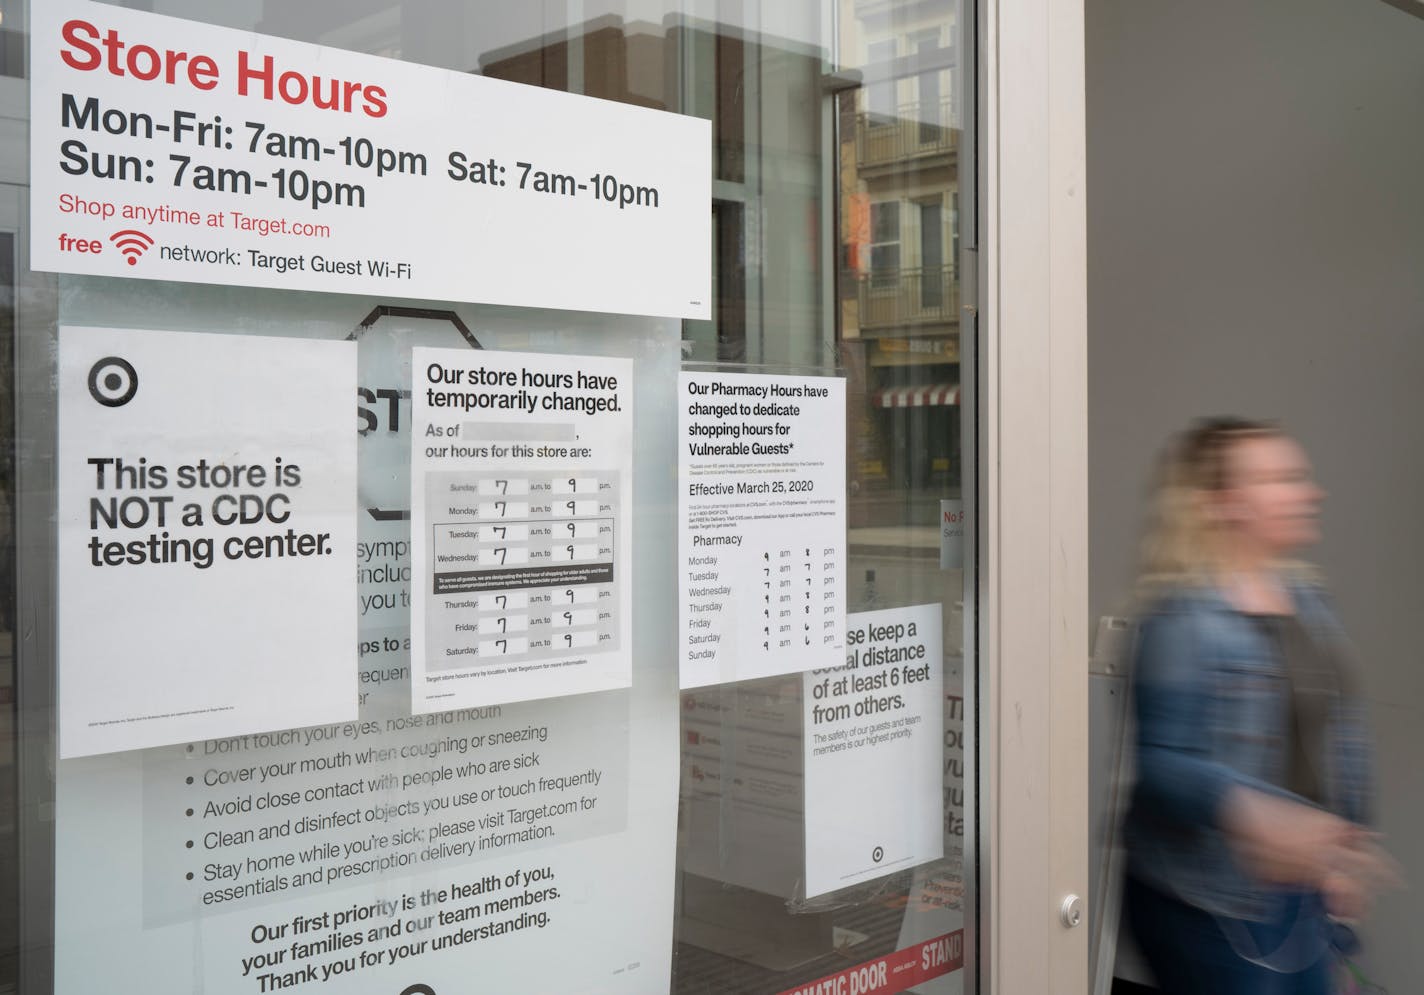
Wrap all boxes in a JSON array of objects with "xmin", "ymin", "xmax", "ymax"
[{"xmin": 426, "ymin": 469, "xmax": 620, "ymax": 669}]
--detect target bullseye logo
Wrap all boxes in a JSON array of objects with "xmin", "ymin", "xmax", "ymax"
[
  {"xmin": 108, "ymin": 228, "xmax": 155, "ymax": 266},
  {"xmin": 88, "ymin": 357, "xmax": 138, "ymax": 407}
]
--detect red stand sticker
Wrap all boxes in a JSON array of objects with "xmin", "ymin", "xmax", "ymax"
[{"xmin": 773, "ymin": 931, "xmax": 965, "ymax": 995}]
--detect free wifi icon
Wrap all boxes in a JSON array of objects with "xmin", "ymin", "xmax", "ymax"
[{"xmin": 108, "ymin": 229, "xmax": 155, "ymax": 266}]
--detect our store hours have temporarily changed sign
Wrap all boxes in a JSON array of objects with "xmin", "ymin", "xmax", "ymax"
[
  {"xmin": 30, "ymin": 0, "xmax": 710, "ymax": 319},
  {"xmin": 410, "ymin": 348, "xmax": 634, "ymax": 711}
]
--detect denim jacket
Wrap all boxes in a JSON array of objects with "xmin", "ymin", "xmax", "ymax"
[{"xmin": 1123, "ymin": 580, "xmax": 1374, "ymax": 922}]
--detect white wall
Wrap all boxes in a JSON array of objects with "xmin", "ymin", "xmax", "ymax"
[{"xmin": 1087, "ymin": 0, "xmax": 1424, "ymax": 987}]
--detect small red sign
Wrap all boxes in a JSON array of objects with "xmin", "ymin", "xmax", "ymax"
[{"xmin": 772, "ymin": 931, "xmax": 965, "ymax": 995}]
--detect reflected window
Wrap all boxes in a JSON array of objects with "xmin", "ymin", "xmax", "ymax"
[
  {"xmin": 867, "ymin": 39, "xmax": 897, "ymax": 125},
  {"xmin": 870, "ymin": 202, "xmax": 902, "ymax": 289}
]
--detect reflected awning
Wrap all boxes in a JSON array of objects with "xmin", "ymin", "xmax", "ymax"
[{"xmin": 872, "ymin": 383, "xmax": 960, "ymax": 408}]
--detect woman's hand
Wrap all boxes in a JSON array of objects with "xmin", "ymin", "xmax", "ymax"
[
  {"xmin": 1320, "ymin": 836, "xmax": 1402, "ymax": 920},
  {"xmin": 1221, "ymin": 786, "xmax": 1401, "ymax": 915}
]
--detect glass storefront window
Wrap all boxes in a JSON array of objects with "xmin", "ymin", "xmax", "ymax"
[{"xmin": 0, "ymin": 0, "xmax": 975, "ymax": 991}]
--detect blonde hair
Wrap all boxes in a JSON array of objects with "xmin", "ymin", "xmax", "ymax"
[{"xmin": 1136, "ymin": 417, "xmax": 1283, "ymax": 593}]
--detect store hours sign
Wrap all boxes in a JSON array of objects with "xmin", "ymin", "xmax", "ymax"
[{"xmin": 30, "ymin": 0, "xmax": 711, "ymax": 320}]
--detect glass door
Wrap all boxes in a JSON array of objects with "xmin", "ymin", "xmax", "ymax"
[
  {"xmin": 0, "ymin": 0, "xmax": 1013, "ymax": 992},
  {"xmin": 670, "ymin": 2, "xmax": 978, "ymax": 992}
]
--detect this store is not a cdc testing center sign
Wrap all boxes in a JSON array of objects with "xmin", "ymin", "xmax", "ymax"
[
  {"xmin": 29, "ymin": 0, "xmax": 711, "ymax": 320},
  {"xmin": 56, "ymin": 325, "xmax": 357, "ymax": 759}
]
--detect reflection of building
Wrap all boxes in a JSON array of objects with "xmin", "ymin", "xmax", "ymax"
[
  {"xmin": 481, "ymin": 16, "xmax": 832, "ymax": 372},
  {"xmin": 472, "ymin": 5, "xmax": 960, "ymax": 528},
  {"xmin": 837, "ymin": 1, "xmax": 961, "ymax": 524}
]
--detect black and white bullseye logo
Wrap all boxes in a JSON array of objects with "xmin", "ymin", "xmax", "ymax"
[
  {"xmin": 872, "ymin": 846, "xmax": 885, "ymax": 863},
  {"xmin": 88, "ymin": 356, "xmax": 138, "ymax": 407}
]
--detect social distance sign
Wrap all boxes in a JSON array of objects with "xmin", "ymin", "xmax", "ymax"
[{"xmin": 32, "ymin": 0, "xmax": 711, "ymax": 318}]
